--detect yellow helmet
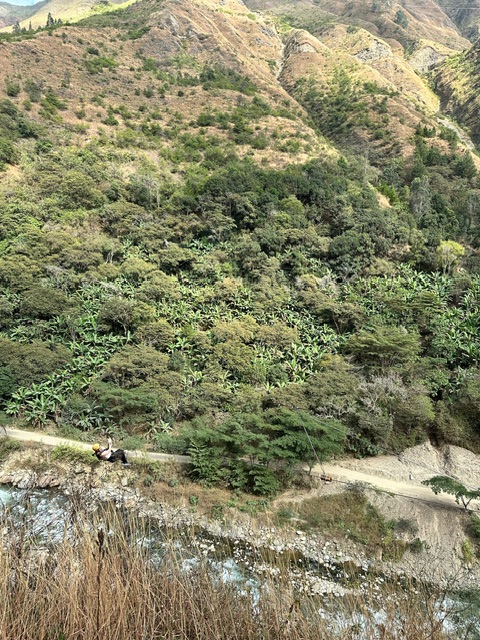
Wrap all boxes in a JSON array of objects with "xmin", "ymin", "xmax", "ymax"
[{"xmin": 92, "ymin": 443, "xmax": 100, "ymax": 451}]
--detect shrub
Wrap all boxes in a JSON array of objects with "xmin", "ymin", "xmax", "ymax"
[
  {"xmin": 200, "ymin": 65, "xmax": 257, "ymax": 95},
  {"xmin": 126, "ymin": 26, "xmax": 150, "ymax": 40},
  {"xmin": 188, "ymin": 441, "xmax": 222, "ymax": 486},
  {"xmin": 24, "ymin": 79, "xmax": 42, "ymax": 102},
  {"xmin": 409, "ymin": 538, "xmax": 428, "ymax": 554},
  {"xmin": 0, "ymin": 437, "xmax": 21, "ymax": 462},
  {"xmin": 40, "ymin": 88, "xmax": 67, "ymax": 116},
  {"xmin": 50, "ymin": 444, "xmax": 95, "ymax": 465},
  {"xmin": 462, "ymin": 539, "xmax": 475, "ymax": 564},
  {"xmin": 5, "ymin": 80, "xmax": 20, "ymax": 97},
  {"xmin": 85, "ymin": 56, "xmax": 117, "ymax": 74},
  {"xmin": 0, "ymin": 138, "xmax": 17, "ymax": 167},
  {"xmin": 248, "ymin": 465, "xmax": 280, "ymax": 496}
]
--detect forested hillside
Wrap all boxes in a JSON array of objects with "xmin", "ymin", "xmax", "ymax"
[{"xmin": 0, "ymin": 0, "xmax": 479, "ymax": 495}]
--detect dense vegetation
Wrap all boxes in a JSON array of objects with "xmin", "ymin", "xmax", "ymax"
[{"xmin": 0, "ymin": 0, "xmax": 479, "ymax": 495}]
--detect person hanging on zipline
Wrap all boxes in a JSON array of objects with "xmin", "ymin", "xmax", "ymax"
[{"xmin": 92, "ymin": 437, "xmax": 130, "ymax": 466}]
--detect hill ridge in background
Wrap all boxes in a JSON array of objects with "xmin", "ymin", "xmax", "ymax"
[{"xmin": 0, "ymin": 0, "xmax": 46, "ymax": 28}]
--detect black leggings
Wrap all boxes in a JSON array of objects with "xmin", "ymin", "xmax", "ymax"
[{"xmin": 108, "ymin": 449, "xmax": 128, "ymax": 464}]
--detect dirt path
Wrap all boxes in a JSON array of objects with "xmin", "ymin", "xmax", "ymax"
[
  {"xmin": 317, "ymin": 462, "xmax": 464, "ymax": 510},
  {"xmin": 4, "ymin": 428, "xmax": 190, "ymax": 464},
  {"xmin": 4, "ymin": 427, "xmax": 474, "ymax": 512}
]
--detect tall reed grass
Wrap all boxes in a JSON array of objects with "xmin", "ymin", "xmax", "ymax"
[{"xmin": 0, "ymin": 492, "xmax": 464, "ymax": 640}]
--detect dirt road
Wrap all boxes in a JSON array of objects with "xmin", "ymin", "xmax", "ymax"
[{"xmin": 318, "ymin": 462, "xmax": 464, "ymax": 509}]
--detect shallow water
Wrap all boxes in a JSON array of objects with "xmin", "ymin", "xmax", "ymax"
[{"xmin": 0, "ymin": 488, "xmax": 11, "ymax": 505}]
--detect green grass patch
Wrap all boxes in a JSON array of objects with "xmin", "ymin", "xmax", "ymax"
[
  {"xmin": 121, "ymin": 435, "xmax": 147, "ymax": 451},
  {"xmin": 466, "ymin": 513, "xmax": 480, "ymax": 557},
  {"xmin": 132, "ymin": 458, "xmax": 166, "ymax": 480},
  {"xmin": 51, "ymin": 444, "xmax": 95, "ymax": 465},
  {"xmin": 277, "ymin": 490, "xmax": 407, "ymax": 558}
]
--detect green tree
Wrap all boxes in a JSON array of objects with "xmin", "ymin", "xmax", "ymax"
[
  {"xmin": 91, "ymin": 381, "xmax": 160, "ymax": 430},
  {"xmin": 0, "ymin": 139, "xmax": 17, "ymax": 168},
  {"xmin": 410, "ymin": 176, "xmax": 431, "ymax": 223},
  {"xmin": 213, "ymin": 340, "xmax": 260, "ymax": 383},
  {"xmin": 422, "ymin": 476, "xmax": 480, "ymax": 509},
  {"xmin": 0, "ymin": 338, "xmax": 71, "ymax": 388},
  {"xmin": 306, "ymin": 357, "xmax": 359, "ymax": 419},
  {"xmin": 98, "ymin": 298, "xmax": 156, "ymax": 335},
  {"xmin": 345, "ymin": 325, "xmax": 421, "ymax": 369},
  {"xmin": 436, "ymin": 240, "xmax": 465, "ymax": 274},
  {"xmin": 135, "ymin": 320, "xmax": 175, "ymax": 350},
  {"xmin": 454, "ymin": 152, "xmax": 477, "ymax": 179},
  {"xmin": 21, "ymin": 286, "xmax": 69, "ymax": 319},
  {"xmin": 263, "ymin": 408, "xmax": 347, "ymax": 473},
  {"xmin": 101, "ymin": 345, "xmax": 169, "ymax": 388},
  {"xmin": 0, "ymin": 367, "xmax": 15, "ymax": 399},
  {"xmin": 395, "ymin": 9, "xmax": 409, "ymax": 28}
]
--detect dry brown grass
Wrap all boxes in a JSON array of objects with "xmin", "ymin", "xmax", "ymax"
[{"xmin": 0, "ymin": 493, "xmax": 459, "ymax": 640}]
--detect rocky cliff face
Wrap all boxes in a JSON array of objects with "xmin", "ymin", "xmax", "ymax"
[{"xmin": 410, "ymin": 44, "xmax": 448, "ymax": 73}]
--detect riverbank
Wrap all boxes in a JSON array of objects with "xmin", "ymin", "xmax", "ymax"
[
  {"xmin": 1, "ymin": 483, "xmax": 468, "ymax": 640},
  {"xmin": 0, "ymin": 437, "xmax": 478, "ymax": 594}
]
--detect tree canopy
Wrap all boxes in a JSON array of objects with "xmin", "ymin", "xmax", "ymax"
[{"xmin": 422, "ymin": 476, "xmax": 480, "ymax": 509}]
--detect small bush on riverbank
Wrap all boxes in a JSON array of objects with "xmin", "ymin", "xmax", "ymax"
[
  {"xmin": 466, "ymin": 513, "xmax": 480, "ymax": 557},
  {"xmin": 276, "ymin": 491, "xmax": 410, "ymax": 558},
  {"xmin": 0, "ymin": 436, "xmax": 20, "ymax": 462},
  {"xmin": 51, "ymin": 444, "xmax": 96, "ymax": 465}
]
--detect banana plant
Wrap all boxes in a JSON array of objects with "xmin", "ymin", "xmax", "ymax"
[
  {"xmin": 8, "ymin": 325, "xmax": 35, "ymax": 343},
  {"xmin": 5, "ymin": 391, "xmax": 27, "ymax": 417},
  {"xmin": 183, "ymin": 369, "xmax": 203, "ymax": 387},
  {"xmin": 145, "ymin": 419, "xmax": 174, "ymax": 441}
]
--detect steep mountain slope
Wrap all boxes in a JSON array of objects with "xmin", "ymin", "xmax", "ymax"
[
  {"xmin": 279, "ymin": 28, "xmax": 425, "ymax": 161},
  {"xmin": 238, "ymin": 0, "xmax": 480, "ymax": 167},
  {"xmin": 0, "ymin": 0, "xmax": 473, "ymax": 172},
  {"xmin": 0, "ymin": 0, "xmax": 132, "ymax": 30},
  {"xmin": 276, "ymin": 24, "xmax": 474, "ymax": 164},
  {"xmin": 436, "ymin": 0, "xmax": 480, "ymax": 40},
  {"xmin": 435, "ymin": 40, "xmax": 480, "ymax": 143},
  {"xmin": 244, "ymin": 0, "xmax": 470, "ymax": 50},
  {"xmin": 0, "ymin": 0, "xmax": 331, "ymax": 168},
  {"xmin": 10, "ymin": 0, "xmax": 131, "ymax": 30}
]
